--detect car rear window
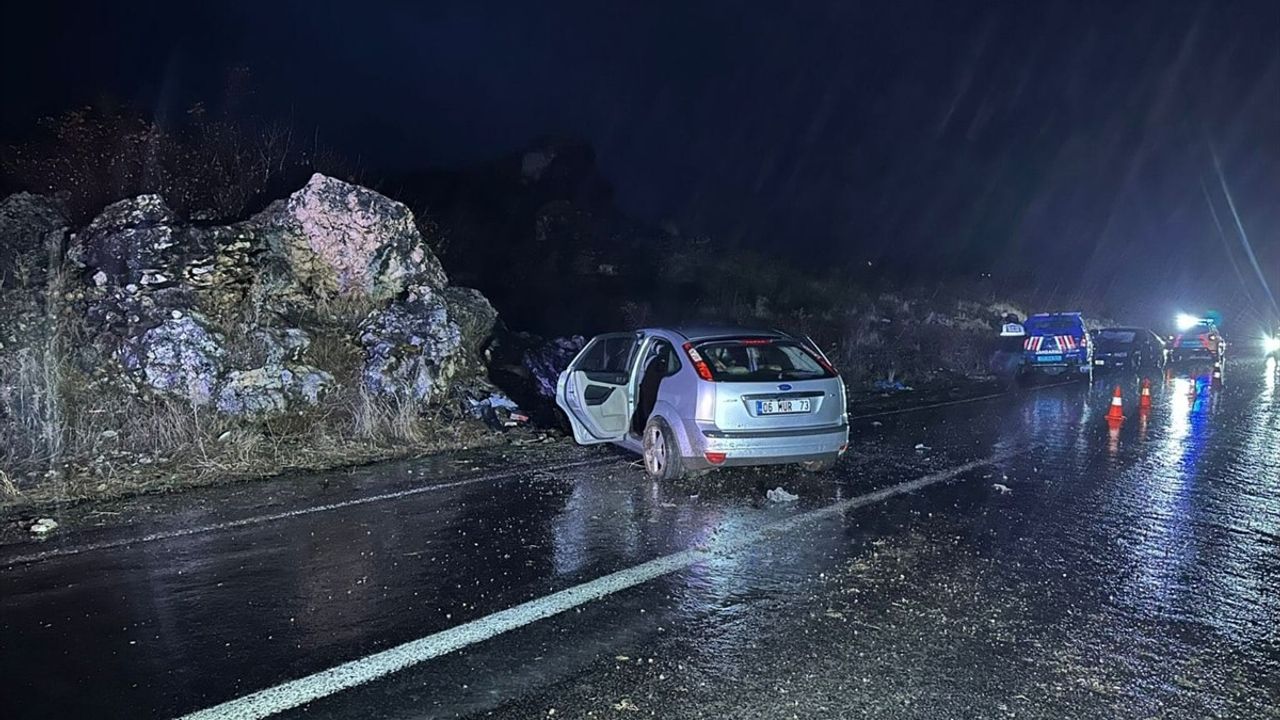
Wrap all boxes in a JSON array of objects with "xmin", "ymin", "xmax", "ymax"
[
  {"xmin": 694, "ymin": 339, "xmax": 834, "ymax": 382},
  {"xmin": 1096, "ymin": 330, "xmax": 1136, "ymax": 344},
  {"xmin": 1025, "ymin": 317, "xmax": 1083, "ymax": 335},
  {"xmin": 1172, "ymin": 325, "xmax": 1219, "ymax": 347}
]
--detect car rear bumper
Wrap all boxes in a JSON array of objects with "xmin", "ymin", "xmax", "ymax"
[
  {"xmin": 1022, "ymin": 359, "xmax": 1088, "ymax": 374},
  {"xmin": 1093, "ymin": 356, "xmax": 1130, "ymax": 369},
  {"xmin": 690, "ymin": 422, "xmax": 849, "ymax": 468}
]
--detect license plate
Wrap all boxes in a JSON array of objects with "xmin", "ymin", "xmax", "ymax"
[
  {"xmin": 1036, "ymin": 354, "xmax": 1063, "ymax": 363},
  {"xmin": 756, "ymin": 398, "xmax": 811, "ymax": 415}
]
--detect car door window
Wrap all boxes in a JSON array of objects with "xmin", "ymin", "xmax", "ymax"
[
  {"xmin": 645, "ymin": 339, "xmax": 681, "ymax": 376},
  {"xmin": 574, "ymin": 334, "xmax": 639, "ymax": 384}
]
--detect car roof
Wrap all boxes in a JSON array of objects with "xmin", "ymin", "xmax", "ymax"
[
  {"xmin": 657, "ymin": 325, "xmax": 791, "ymax": 342},
  {"xmin": 1097, "ymin": 326, "xmax": 1145, "ymax": 332},
  {"xmin": 1027, "ymin": 312, "xmax": 1084, "ymax": 319}
]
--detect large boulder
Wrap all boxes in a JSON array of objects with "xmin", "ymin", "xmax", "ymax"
[
  {"xmin": 248, "ymin": 174, "xmax": 447, "ymax": 303},
  {"xmin": 357, "ymin": 285, "xmax": 462, "ymax": 405},
  {"xmin": 442, "ymin": 286, "xmax": 498, "ymax": 358},
  {"xmin": 75, "ymin": 194, "xmax": 178, "ymax": 283},
  {"xmin": 0, "ymin": 192, "xmax": 69, "ymax": 288},
  {"xmin": 118, "ymin": 314, "xmax": 227, "ymax": 405},
  {"xmin": 524, "ymin": 335, "xmax": 586, "ymax": 398}
]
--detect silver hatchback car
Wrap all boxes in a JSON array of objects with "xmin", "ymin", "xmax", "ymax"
[{"xmin": 556, "ymin": 326, "xmax": 849, "ymax": 479}]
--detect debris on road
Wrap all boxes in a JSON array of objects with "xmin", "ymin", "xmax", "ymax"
[
  {"xmin": 467, "ymin": 392, "xmax": 529, "ymax": 429},
  {"xmin": 871, "ymin": 421, "xmax": 884, "ymax": 427},
  {"xmin": 767, "ymin": 487, "xmax": 799, "ymax": 503},
  {"xmin": 29, "ymin": 517, "xmax": 59, "ymax": 535},
  {"xmin": 992, "ymin": 483, "xmax": 1011, "ymax": 494},
  {"xmin": 914, "ymin": 443, "xmax": 931, "ymax": 452}
]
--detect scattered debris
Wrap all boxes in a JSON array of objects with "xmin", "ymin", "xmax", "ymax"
[
  {"xmin": 767, "ymin": 487, "xmax": 799, "ymax": 503},
  {"xmin": 914, "ymin": 443, "xmax": 931, "ymax": 452},
  {"xmin": 467, "ymin": 392, "xmax": 528, "ymax": 429},
  {"xmin": 993, "ymin": 483, "xmax": 1011, "ymax": 494},
  {"xmin": 871, "ymin": 421, "xmax": 883, "ymax": 427},
  {"xmin": 29, "ymin": 517, "xmax": 59, "ymax": 535},
  {"xmin": 613, "ymin": 698, "xmax": 639, "ymax": 712}
]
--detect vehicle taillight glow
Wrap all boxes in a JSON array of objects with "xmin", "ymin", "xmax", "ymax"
[
  {"xmin": 704, "ymin": 451, "xmax": 727, "ymax": 464},
  {"xmin": 683, "ymin": 342, "xmax": 714, "ymax": 381},
  {"xmin": 739, "ymin": 338, "xmax": 773, "ymax": 345}
]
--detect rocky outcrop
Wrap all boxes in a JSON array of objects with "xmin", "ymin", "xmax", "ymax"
[
  {"xmin": 51, "ymin": 174, "xmax": 498, "ymax": 419},
  {"xmin": 0, "ymin": 192, "xmax": 69, "ymax": 288}
]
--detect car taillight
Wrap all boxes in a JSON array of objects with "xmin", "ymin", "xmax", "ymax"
[
  {"xmin": 683, "ymin": 342, "xmax": 714, "ymax": 381},
  {"xmin": 704, "ymin": 451, "xmax": 727, "ymax": 465},
  {"xmin": 813, "ymin": 353, "xmax": 838, "ymax": 374}
]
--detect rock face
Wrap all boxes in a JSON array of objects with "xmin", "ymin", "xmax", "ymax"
[
  {"xmin": 51, "ymin": 174, "xmax": 497, "ymax": 419},
  {"xmin": 248, "ymin": 174, "xmax": 448, "ymax": 302},
  {"xmin": 0, "ymin": 192, "xmax": 69, "ymax": 288}
]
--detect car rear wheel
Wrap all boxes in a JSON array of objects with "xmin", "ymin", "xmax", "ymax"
[{"xmin": 642, "ymin": 418, "xmax": 685, "ymax": 481}]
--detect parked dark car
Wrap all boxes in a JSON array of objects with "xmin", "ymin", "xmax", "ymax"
[{"xmin": 1090, "ymin": 327, "xmax": 1166, "ymax": 372}]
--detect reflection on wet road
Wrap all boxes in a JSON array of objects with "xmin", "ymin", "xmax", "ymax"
[{"xmin": 3, "ymin": 362, "xmax": 1279, "ymax": 719}]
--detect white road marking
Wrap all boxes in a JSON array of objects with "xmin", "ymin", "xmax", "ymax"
[
  {"xmin": 0, "ymin": 457, "xmax": 617, "ymax": 568},
  {"xmin": 177, "ymin": 453, "xmax": 1010, "ymax": 720}
]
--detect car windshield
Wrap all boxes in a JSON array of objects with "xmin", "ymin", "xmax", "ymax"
[
  {"xmin": 695, "ymin": 339, "xmax": 833, "ymax": 382},
  {"xmin": 1096, "ymin": 330, "xmax": 1136, "ymax": 346}
]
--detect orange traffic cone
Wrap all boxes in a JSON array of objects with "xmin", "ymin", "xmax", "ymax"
[
  {"xmin": 1106, "ymin": 385, "xmax": 1125, "ymax": 424},
  {"xmin": 1139, "ymin": 378, "xmax": 1152, "ymax": 412}
]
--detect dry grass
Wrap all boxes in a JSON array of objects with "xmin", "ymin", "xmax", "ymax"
[{"xmin": 0, "ymin": 469, "xmax": 18, "ymax": 499}]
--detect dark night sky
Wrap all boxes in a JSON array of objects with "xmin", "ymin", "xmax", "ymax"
[{"xmin": 3, "ymin": 1, "xmax": 1279, "ymax": 325}]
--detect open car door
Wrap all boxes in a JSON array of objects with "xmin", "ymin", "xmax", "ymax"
[{"xmin": 556, "ymin": 332, "xmax": 641, "ymax": 445}]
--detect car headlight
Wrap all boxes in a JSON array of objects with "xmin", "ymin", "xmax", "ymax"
[{"xmin": 1264, "ymin": 335, "xmax": 1280, "ymax": 353}]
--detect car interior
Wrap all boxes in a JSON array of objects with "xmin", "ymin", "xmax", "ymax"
[{"xmin": 631, "ymin": 339, "xmax": 680, "ymax": 434}]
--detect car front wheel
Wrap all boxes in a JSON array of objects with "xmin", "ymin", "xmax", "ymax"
[{"xmin": 642, "ymin": 417, "xmax": 685, "ymax": 481}]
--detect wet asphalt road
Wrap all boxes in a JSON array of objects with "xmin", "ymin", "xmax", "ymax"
[{"xmin": 3, "ymin": 361, "xmax": 1279, "ymax": 719}]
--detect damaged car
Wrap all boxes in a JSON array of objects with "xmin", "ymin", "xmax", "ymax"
[{"xmin": 556, "ymin": 326, "xmax": 849, "ymax": 480}]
